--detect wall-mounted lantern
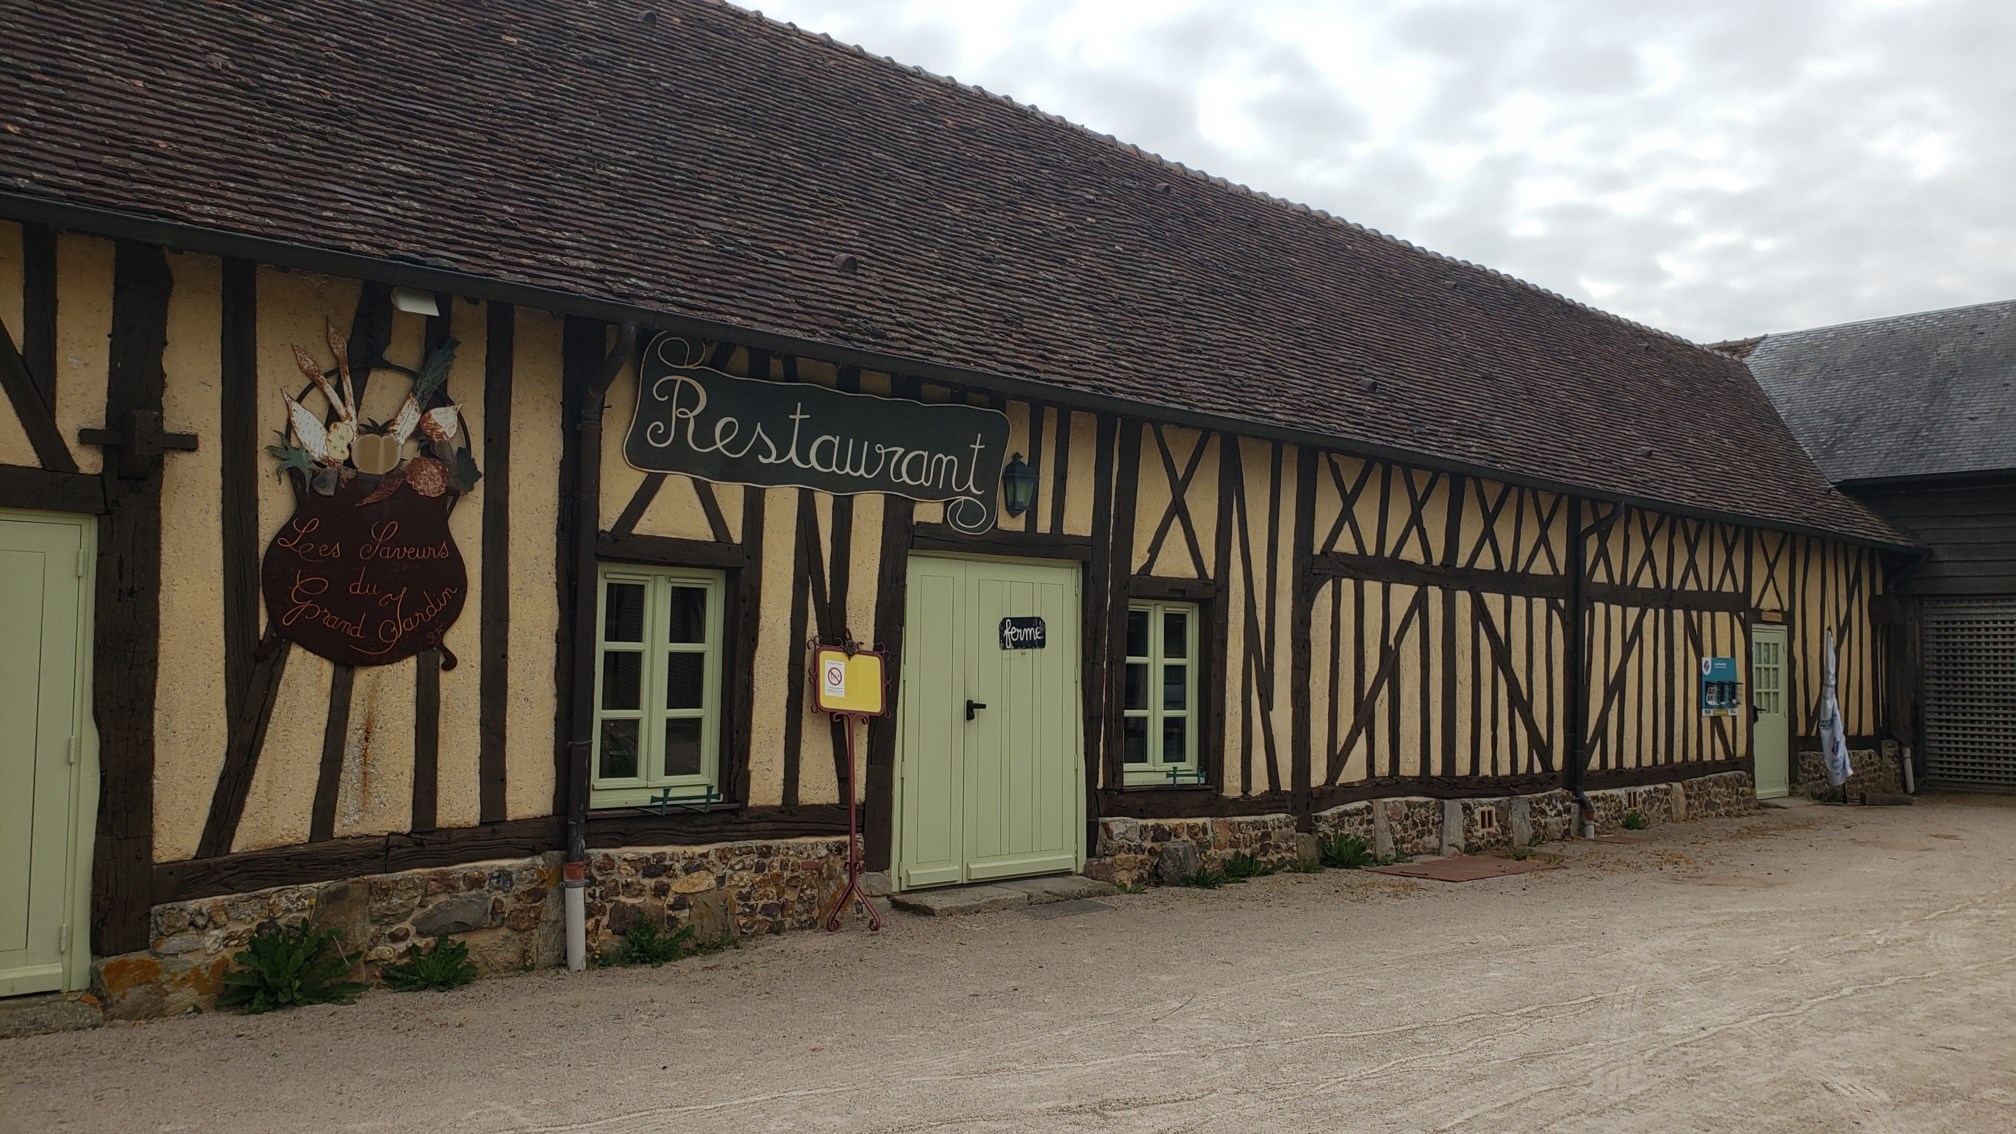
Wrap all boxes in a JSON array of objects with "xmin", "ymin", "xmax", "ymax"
[{"xmin": 1001, "ymin": 451, "xmax": 1038, "ymax": 518}]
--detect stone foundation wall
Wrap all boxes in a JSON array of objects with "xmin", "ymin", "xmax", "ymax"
[
  {"xmin": 1086, "ymin": 814, "xmax": 1299, "ymax": 886},
  {"xmin": 93, "ymin": 836, "xmax": 846, "ymax": 1022},
  {"xmin": 1794, "ymin": 747, "xmax": 1901, "ymax": 797},
  {"xmin": 1581, "ymin": 771, "xmax": 1755, "ymax": 830},
  {"xmin": 583, "ymin": 838, "xmax": 847, "ymax": 961},
  {"xmin": 1673, "ymin": 770, "xmax": 1756, "ymax": 819}
]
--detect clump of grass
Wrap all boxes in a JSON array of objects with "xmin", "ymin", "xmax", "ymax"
[
  {"xmin": 382, "ymin": 935, "xmax": 478, "ymax": 993},
  {"xmin": 621, "ymin": 920, "xmax": 694, "ymax": 966},
  {"xmin": 218, "ymin": 922, "xmax": 365, "ymax": 1014},
  {"xmin": 1621, "ymin": 810, "xmax": 1650, "ymax": 831},
  {"xmin": 1113, "ymin": 881, "xmax": 1149, "ymax": 894},
  {"xmin": 1177, "ymin": 866, "xmax": 1231, "ymax": 889},
  {"xmin": 1221, "ymin": 852, "xmax": 1276, "ymax": 880},
  {"xmin": 1504, "ymin": 844, "xmax": 1536, "ymax": 861},
  {"xmin": 1318, "ymin": 832, "xmax": 1376, "ymax": 870},
  {"xmin": 1284, "ymin": 860, "xmax": 1325, "ymax": 874},
  {"xmin": 1377, "ymin": 851, "xmax": 1413, "ymax": 866}
]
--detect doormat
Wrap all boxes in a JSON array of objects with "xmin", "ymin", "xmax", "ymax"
[
  {"xmin": 1020, "ymin": 898, "xmax": 1116, "ymax": 919},
  {"xmin": 1367, "ymin": 856, "xmax": 1562, "ymax": 883}
]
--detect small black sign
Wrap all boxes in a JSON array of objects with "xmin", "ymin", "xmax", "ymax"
[{"xmin": 999, "ymin": 616, "xmax": 1047, "ymax": 650}]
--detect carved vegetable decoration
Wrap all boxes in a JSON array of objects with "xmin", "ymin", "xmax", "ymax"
[{"xmin": 261, "ymin": 318, "xmax": 479, "ymax": 668}]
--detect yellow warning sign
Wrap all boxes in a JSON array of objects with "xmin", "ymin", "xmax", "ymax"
[{"xmin": 813, "ymin": 646, "xmax": 887, "ymax": 717}]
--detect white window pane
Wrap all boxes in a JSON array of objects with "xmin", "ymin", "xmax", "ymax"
[
  {"xmin": 1125, "ymin": 608, "xmax": 1150, "ymax": 658},
  {"xmin": 663, "ymin": 718, "xmax": 704, "ymax": 778},
  {"xmin": 1123, "ymin": 662, "xmax": 1149, "ymax": 711},
  {"xmin": 666, "ymin": 585, "xmax": 708, "ymax": 644},
  {"xmin": 1162, "ymin": 717, "xmax": 1189, "ymax": 765},
  {"xmin": 599, "ymin": 719, "xmax": 640, "ymax": 779},
  {"xmin": 604, "ymin": 582, "xmax": 646, "ymax": 643},
  {"xmin": 665, "ymin": 653, "xmax": 706, "ymax": 710},
  {"xmin": 1122, "ymin": 717, "xmax": 1149, "ymax": 764},
  {"xmin": 601, "ymin": 651, "xmax": 642, "ymax": 711}
]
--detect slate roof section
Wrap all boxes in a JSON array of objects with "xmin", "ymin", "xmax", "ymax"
[
  {"xmin": 0, "ymin": 0, "xmax": 1903, "ymax": 544},
  {"xmin": 1743, "ymin": 300, "xmax": 2016, "ymax": 484}
]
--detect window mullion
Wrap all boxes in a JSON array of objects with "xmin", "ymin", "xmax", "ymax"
[
  {"xmin": 643, "ymin": 576, "xmax": 669, "ymax": 785},
  {"xmin": 1147, "ymin": 602, "xmax": 1165, "ymax": 769}
]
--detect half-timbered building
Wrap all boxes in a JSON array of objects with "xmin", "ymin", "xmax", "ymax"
[
  {"xmin": 0, "ymin": 0, "xmax": 1912, "ymax": 1016},
  {"xmin": 1737, "ymin": 301, "xmax": 2016, "ymax": 792}
]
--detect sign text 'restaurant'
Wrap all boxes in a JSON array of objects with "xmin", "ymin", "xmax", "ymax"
[{"xmin": 624, "ymin": 335, "xmax": 1013, "ymax": 534}]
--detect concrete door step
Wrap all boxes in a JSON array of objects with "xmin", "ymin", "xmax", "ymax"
[
  {"xmin": 889, "ymin": 874, "xmax": 1117, "ymax": 917},
  {"xmin": 1759, "ymin": 796, "xmax": 1818, "ymax": 809}
]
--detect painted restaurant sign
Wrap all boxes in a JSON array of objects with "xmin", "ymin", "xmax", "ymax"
[{"xmin": 624, "ymin": 334, "xmax": 1013, "ymax": 533}]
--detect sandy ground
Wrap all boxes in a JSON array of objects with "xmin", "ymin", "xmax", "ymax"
[{"xmin": 3, "ymin": 796, "xmax": 2013, "ymax": 1134}]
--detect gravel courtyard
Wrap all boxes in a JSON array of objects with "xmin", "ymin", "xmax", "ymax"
[{"xmin": 4, "ymin": 796, "xmax": 2011, "ymax": 1133}]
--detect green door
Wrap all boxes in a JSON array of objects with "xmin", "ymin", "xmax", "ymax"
[
  {"xmin": 1, "ymin": 511, "xmax": 94, "ymax": 997},
  {"xmin": 1751, "ymin": 624, "xmax": 1789, "ymax": 799},
  {"xmin": 898, "ymin": 556, "xmax": 1081, "ymax": 890}
]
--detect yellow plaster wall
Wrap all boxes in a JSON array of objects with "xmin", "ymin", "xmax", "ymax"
[
  {"xmin": 742, "ymin": 486, "xmax": 800, "ymax": 806},
  {"xmin": 54, "ymin": 235, "xmax": 114, "ymax": 476},
  {"xmin": 504, "ymin": 307, "xmax": 566, "ymax": 820},
  {"xmin": 1129, "ymin": 424, "xmax": 1217, "ymax": 579},
  {"xmin": 151, "ymin": 253, "xmax": 229, "ymax": 860},
  {"xmin": 0, "ymin": 221, "xmax": 36, "ymax": 468}
]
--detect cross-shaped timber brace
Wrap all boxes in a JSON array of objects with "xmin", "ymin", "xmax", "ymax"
[{"xmin": 79, "ymin": 409, "xmax": 199, "ymax": 478}]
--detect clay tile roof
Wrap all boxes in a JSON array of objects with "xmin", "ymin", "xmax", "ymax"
[
  {"xmin": 1743, "ymin": 300, "xmax": 2016, "ymax": 484},
  {"xmin": 0, "ymin": 0, "xmax": 1906, "ymax": 545}
]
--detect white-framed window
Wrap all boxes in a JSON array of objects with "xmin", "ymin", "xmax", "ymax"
[
  {"xmin": 592, "ymin": 565, "xmax": 726, "ymax": 808},
  {"xmin": 1121, "ymin": 600, "xmax": 1200, "ymax": 785}
]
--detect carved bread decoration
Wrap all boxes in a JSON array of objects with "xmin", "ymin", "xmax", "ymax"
[
  {"xmin": 404, "ymin": 455, "xmax": 450, "ymax": 498},
  {"xmin": 291, "ymin": 344, "xmax": 353, "ymax": 423},
  {"xmin": 419, "ymin": 405, "xmax": 461, "ymax": 444},
  {"xmin": 269, "ymin": 333, "xmax": 474, "ymax": 503},
  {"xmin": 324, "ymin": 419, "xmax": 355, "ymax": 464},
  {"xmin": 356, "ymin": 463, "xmax": 406, "ymax": 506},
  {"xmin": 350, "ymin": 431, "xmax": 401, "ymax": 475},
  {"xmin": 283, "ymin": 393, "xmax": 329, "ymax": 462},
  {"xmin": 325, "ymin": 318, "xmax": 357, "ymax": 418}
]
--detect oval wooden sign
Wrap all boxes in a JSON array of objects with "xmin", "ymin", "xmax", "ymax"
[{"xmin": 261, "ymin": 473, "xmax": 468, "ymax": 666}]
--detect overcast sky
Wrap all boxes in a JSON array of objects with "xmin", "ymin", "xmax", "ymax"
[{"xmin": 753, "ymin": 0, "xmax": 2015, "ymax": 343}]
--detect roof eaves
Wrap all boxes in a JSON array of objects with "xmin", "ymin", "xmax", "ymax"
[{"xmin": 0, "ymin": 189, "xmax": 1916, "ymax": 551}]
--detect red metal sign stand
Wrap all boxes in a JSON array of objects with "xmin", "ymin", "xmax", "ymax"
[{"xmin": 822, "ymin": 712, "xmax": 881, "ymax": 932}]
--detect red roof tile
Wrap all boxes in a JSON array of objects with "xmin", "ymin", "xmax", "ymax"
[{"xmin": 0, "ymin": 0, "xmax": 1904, "ymax": 545}]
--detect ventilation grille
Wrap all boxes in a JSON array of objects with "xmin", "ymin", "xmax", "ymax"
[{"xmin": 1923, "ymin": 598, "xmax": 2016, "ymax": 790}]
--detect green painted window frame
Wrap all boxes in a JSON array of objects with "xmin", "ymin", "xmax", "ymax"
[
  {"xmin": 1121, "ymin": 599, "xmax": 1200, "ymax": 786},
  {"xmin": 591, "ymin": 564, "xmax": 726, "ymax": 808}
]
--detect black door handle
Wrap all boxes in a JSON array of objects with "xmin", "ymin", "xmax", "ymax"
[{"xmin": 965, "ymin": 699, "xmax": 988, "ymax": 721}]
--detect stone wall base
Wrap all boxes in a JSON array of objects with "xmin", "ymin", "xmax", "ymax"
[
  {"xmin": 1794, "ymin": 746, "xmax": 1901, "ymax": 797},
  {"xmin": 1086, "ymin": 770, "xmax": 1756, "ymax": 887},
  {"xmin": 1085, "ymin": 814, "xmax": 1300, "ymax": 886},
  {"xmin": 92, "ymin": 836, "xmax": 846, "ymax": 1023},
  {"xmin": 74, "ymin": 769, "xmax": 1765, "ymax": 1024}
]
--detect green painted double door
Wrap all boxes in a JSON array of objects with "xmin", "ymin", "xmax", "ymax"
[
  {"xmin": 1, "ymin": 512, "xmax": 93, "ymax": 997},
  {"xmin": 898, "ymin": 556, "xmax": 1081, "ymax": 890}
]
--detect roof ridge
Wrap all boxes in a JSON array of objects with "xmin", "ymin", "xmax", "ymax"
[
  {"xmin": 730, "ymin": 0, "xmax": 1708, "ymax": 355},
  {"xmin": 1755, "ymin": 296, "xmax": 2016, "ymax": 341}
]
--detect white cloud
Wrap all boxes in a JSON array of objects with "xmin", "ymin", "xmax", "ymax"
[{"xmin": 752, "ymin": 0, "xmax": 2016, "ymax": 340}]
